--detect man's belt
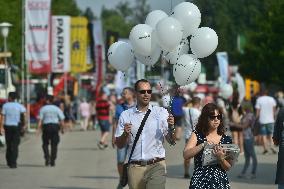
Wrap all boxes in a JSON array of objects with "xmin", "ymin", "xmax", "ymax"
[
  {"xmin": 43, "ymin": 123, "xmax": 59, "ymax": 126},
  {"xmin": 130, "ymin": 157, "xmax": 165, "ymax": 166}
]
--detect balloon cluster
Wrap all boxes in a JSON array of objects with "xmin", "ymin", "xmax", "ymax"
[{"xmin": 107, "ymin": 2, "xmax": 218, "ymax": 86}]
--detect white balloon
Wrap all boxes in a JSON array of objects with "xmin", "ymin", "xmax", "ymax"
[
  {"xmin": 107, "ymin": 41, "xmax": 134, "ymax": 71},
  {"xmin": 183, "ymin": 82, "xmax": 198, "ymax": 92},
  {"xmin": 163, "ymin": 39, "xmax": 189, "ymax": 64},
  {"xmin": 129, "ymin": 24, "xmax": 156, "ymax": 56},
  {"xmin": 145, "ymin": 10, "xmax": 168, "ymax": 28},
  {"xmin": 156, "ymin": 17, "xmax": 183, "ymax": 52},
  {"xmin": 135, "ymin": 47, "xmax": 161, "ymax": 66},
  {"xmin": 220, "ymin": 84, "xmax": 233, "ymax": 99},
  {"xmin": 190, "ymin": 27, "xmax": 218, "ymax": 58},
  {"xmin": 172, "ymin": 2, "xmax": 201, "ymax": 37},
  {"xmin": 173, "ymin": 54, "xmax": 201, "ymax": 86}
]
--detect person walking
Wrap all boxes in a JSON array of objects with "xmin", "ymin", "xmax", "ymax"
[
  {"xmin": 36, "ymin": 95, "xmax": 65, "ymax": 167},
  {"xmin": 228, "ymin": 92, "xmax": 244, "ymax": 154},
  {"xmin": 182, "ymin": 97, "xmax": 201, "ymax": 178},
  {"xmin": 112, "ymin": 87, "xmax": 136, "ymax": 189},
  {"xmin": 79, "ymin": 98, "xmax": 91, "ymax": 131},
  {"xmin": 171, "ymin": 87, "xmax": 186, "ymax": 140},
  {"xmin": 115, "ymin": 79, "xmax": 175, "ymax": 189},
  {"xmin": 0, "ymin": 92, "xmax": 26, "ymax": 168},
  {"xmin": 96, "ymin": 91, "xmax": 111, "ymax": 149},
  {"xmin": 255, "ymin": 88, "xmax": 277, "ymax": 154},
  {"xmin": 237, "ymin": 102, "xmax": 258, "ymax": 179},
  {"xmin": 184, "ymin": 103, "xmax": 233, "ymax": 189},
  {"xmin": 273, "ymin": 107, "xmax": 284, "ymax": 189}
]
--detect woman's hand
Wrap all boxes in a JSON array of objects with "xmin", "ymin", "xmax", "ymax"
[
  {"xmin": 213, "ymin": 145, "xmax": 232, "ymax": 171},
  {"xmin": 213, "ymin": 145, "xmax": 226, "ymax": 160},
  {"xmin": 167, "ymin": 114, "xmax": 174, "ymax": 126}
]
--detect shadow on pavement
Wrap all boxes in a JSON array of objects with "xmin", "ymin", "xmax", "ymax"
[
  {"xmin": 42, "ymin": 187, "xmax": 101, "ymax": 189},
  {"xmin": 72, "ymin": 176, "xmax": 118, "ymax": 180},
  {"xmin": 60, "ymin": 147, "xmax": 99, "ymax": 151},
  {"xmin": 166, "ymin": 163, "xmax": 193, "ymax": 180},
  {"xmin": 167, "ymin": 162, "xmax": 276, "ymax": 185},
  {"xmin": 228, "ymin": 162, "xmax": 276, "ymax": 185},
  {"xmin": 18, "ymin": 164, "xmax": 46, "ymax": 168}
]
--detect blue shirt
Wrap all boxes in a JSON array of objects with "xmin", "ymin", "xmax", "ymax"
[
  {"xmin": 2, "ymin": 102, "xmax": 26, "ymax": 126},
  {"xmin": 39, "ymin": 104, "xmax": 65, "ymax": 124},
  {"xmin": 171, "ymin": 96, "xmax": 186, "ymax": 116},
  {"xmin": 115, "ymin": 102, "xmax": 135, "ymax": 120}
]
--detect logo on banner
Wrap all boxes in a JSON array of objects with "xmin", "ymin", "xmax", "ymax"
[
  {"xmin": 52, "ymin": 16, "xmax": 70, "ymax": 73},
  {"xmin": 25, "ymin": 0, "xmax": 51, "ymax": 74}
]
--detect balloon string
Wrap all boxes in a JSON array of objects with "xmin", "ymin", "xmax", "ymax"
[{"xmin": 170, "ymin": 0, "xmax": 173, "ymax": 12}]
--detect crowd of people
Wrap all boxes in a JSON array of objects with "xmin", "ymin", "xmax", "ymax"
[{"xmin": 0, "ymin": 80, "xmax": 284, "ymax": 189}]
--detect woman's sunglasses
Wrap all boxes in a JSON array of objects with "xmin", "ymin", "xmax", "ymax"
[
  {"xmin": 138, "ymin": 90, "xmax": 152, "ymax": 94},
  {"xmin": 209, "ymin": 114, "xmax": 222, "ymax": 120}
]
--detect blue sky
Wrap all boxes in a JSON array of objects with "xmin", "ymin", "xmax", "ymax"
[{"xmin": 75, "ymin": 0, "xmax": 185, "ymax": 18}]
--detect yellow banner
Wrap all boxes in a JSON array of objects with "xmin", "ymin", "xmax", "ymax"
[
  {"xmin": 245, "ymin": 79, "xmax": 260, "ymax": 100},
  {"xmin": 70, "ymin": 17, "xmax": 88, "ymax": 73}
]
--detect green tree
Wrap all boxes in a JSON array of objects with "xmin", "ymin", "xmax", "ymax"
[
  {"xmin": 0, "ymin": 1, "xmax": 23, "ymax": 68},
  {"xmin": 83, "ymin": 7, "xmax": 96, "ymax": 21},
  {"xmin": 116, "ymin": 1, "xmax": 133, "ymax": 21},
  {"xmin": 51, "ymin": 0, "xmax": 81, "ymax": 16},
  {"xmin": 189, "ymin": 0, "xmax": 284, "ymax": 86},
  {"xmin": 240, "ymin": 0, "xmax": 284, "ymax": 86},
  {"xmin": 101, "ymin": 2, "xmax": 135, "ymax": 38},
  {"xmin": 0, "ymin": 0, "xmax": 81, "ymax": 78},
  {"xmin": 133, "ymin": 0, "xmax": 150, "ymax": 24}
]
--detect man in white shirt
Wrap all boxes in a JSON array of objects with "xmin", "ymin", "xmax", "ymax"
[
  {"xmin": 255, "ymin": 89, "xmax": 277, "ymax": 154},
  {"xmin": 183, "ymin": 97, "xmax": 201, "ymax": 178},
  {"xmin": 0, "ymin": 92, "xmax": 26, "ymax": 168},
  {"xmin": 115, "ymin": 79, "xmax": 175, "ymax": 189}
]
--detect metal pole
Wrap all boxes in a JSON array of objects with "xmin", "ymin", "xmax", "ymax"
[
  {"xmin": 21, "ymin": 0, "xmax": 25, "ymax": 103},
  {"xmin": 64, "ymin": 72, "xmax": 67, "ymax": 95},
  {"xmin": 26, "ymin": 64, "xmax": 31, "ymax": 132},
  {"xmin": 23, "ymin": 0, "xmax": 33, "ymax": 132},
  {"xmin": 3, "ymin": 36, "xmax": 8, "ymax": 100}
]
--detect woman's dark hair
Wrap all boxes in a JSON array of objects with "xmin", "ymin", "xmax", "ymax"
[{"xmin": 195, "ymin": 103, "xmax": 225, "ymax": 136}]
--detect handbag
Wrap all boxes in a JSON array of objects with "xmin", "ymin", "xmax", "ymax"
[
  {"xmin": 120, "ymin": 109, "xmax": 151, "ymax": 187},
  {"xmin": 202, "ymin": 144, "xmax": 240, "ymax": 166}
]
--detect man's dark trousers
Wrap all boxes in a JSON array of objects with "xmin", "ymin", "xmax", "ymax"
[
  {"xmin": 4, "ymin": 125, "xmax": 21, "ymax": 167},
  {"xmin": 42, "ymin": 124, "xmax": 60, "ymax": 164}
]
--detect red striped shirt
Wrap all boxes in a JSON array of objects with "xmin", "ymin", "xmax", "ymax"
[{"xmin": 96, "ymin": 99, "xmax": 110, "ymax": 120}]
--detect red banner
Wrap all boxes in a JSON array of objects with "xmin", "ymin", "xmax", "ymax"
[
  {"xmin": 25, "ymin": 0, "xmax": 51, "ymax": 74},
  {"xmin": 95, "ymin": 45, "xmax": 103, "ymax": 98}
]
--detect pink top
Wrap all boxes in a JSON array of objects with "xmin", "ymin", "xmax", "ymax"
[{"xmin": 79, "ymin": 102, "xmax": 90, "ymax": 117}]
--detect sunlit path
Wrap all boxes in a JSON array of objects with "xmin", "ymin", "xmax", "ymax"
[{"xmin": 0, "ymin": 128, "xmax": 277, "ymax": 189}]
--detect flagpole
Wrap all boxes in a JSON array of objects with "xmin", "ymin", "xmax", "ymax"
[
  {"xmin": 21, "ymin": 0, "xmax": 25, "ymax": 103},
  {"xmin": 24, "ymin": 0, "xmax": 32, "ymax": 132}
]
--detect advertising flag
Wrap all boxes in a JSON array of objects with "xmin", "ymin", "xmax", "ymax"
[
  {"xmin": 51, "ymin": 16, "xmax": 71, "ymax": 73},
  {"xmin": 70, "ymin": 17, "xmax": 88, "ymax": 73},
  {"xmin": 25, "ymin": 0, "xmax": 51, "ymax": 74},
  {"xmin": 216, "ymin": 52, "xmax": 229, "ymax": 84}
]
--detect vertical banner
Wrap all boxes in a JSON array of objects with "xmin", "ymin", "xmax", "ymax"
[
  {"xmin": 216, "ymin": 52, "xmax": 229, "ymax": 84},
  {"xmin": 25, "ymin": 0, "xmax": 51, "ymax": 74},
  {"xmin": 235, "ymin": 72, "xmax": 246, "ymax": 102},
  {"xmin": 95, "ymin": 45, "xmax": 103, "ymax": 98},
  {"xmin": 51, "ymin": 16, "xmax": 71, "ymax": 73},
  {"xmin": 70, "ymin": 17, "xmax": 88, "ymax": 73},
  {"xmin": 92, "ymin": 20, "xmax": 104, "ymax": 97},
  {"xmin": 105, "ymin": 30, "xmax": 118, "ymax": 73}
]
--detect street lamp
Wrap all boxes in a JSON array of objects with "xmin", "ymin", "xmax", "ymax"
[{"xmin": 0, "ymin": 22, "xmax": 12, "ymax": 100}]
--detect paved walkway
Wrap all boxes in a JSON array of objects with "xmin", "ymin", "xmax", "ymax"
[{"xmin": 0, "ymin": 128, "xmax": 278, "ymax": 189}]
